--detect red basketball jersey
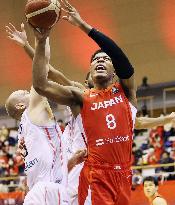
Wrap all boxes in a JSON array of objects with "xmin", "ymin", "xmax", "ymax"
[{"xmin": 80, "ymin": 82, "xmax": 135, "ymax": 165}]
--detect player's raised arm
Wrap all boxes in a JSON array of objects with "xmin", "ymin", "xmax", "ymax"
[
  {"xmin": 6, "ymin": 22, "xmax": 35, "ymax": 59},
  {"xmin": 6, "ymin": 22, "xmax": 85, "ymax": 90},
  {"xmin": 61, "ymin": 0, "xmax": 137, "ymax": 106},
  {"xmin": 32, "ymin": 28, "xmax": 83, "ymax": 108}
]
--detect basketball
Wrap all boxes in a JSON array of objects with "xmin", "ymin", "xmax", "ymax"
[{"xmin": 25, "ymin": 0, "xmax": 61, "ymax": 29}]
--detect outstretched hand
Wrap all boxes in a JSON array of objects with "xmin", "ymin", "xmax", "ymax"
[
  {"xmin": 61, "ymin": 0, "xmax": 84, "ymax": 27},
  {"xmin": 5, "ymin": 23, "xmax": 28, "ymax": 47}
]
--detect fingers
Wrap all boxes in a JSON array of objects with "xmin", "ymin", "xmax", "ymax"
[
  {"xmin": 62, "ymin": 16, "xmax": 69, "ymax": 21},
  {"xmin": 5, "ymin": 25, "xmax": 14, "ymax": 34},
  {"xmin": 21, "ymin": 22, "xmax": 25, "ymax": 31},
  {"xmin": 61, "ymin": 0, "xmax": 75, "ymax": 12},
  {"xmin": 8, "ymin": 23, "xmax": 17, "ymax": 31}
]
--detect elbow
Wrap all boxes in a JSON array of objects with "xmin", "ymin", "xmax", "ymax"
[{"xmin": 33, "ymin": 81, "xmax": 48, "ymax": 96}]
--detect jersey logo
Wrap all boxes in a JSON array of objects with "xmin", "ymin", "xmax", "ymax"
[
  {"xmin": 112, "ymin": 86, "xmax": 119, "ymax": 94},
  {"xmin": 91, "ymin": 95, "xmax": 123, "ymax": 111},
  {"xmin": 95, "ymin": 135, "xmax": 130, "ymax": 147},
  {"xmin": 90, "ymin": 93, "xmax": 98, "ymax": 98},
  {"xmin": 18, "ymin": 124, "xmax": 23, "ymax": 135},
  {"xmin": 25, "ymin": 158, "xmax": 39, "ymax": 172}
]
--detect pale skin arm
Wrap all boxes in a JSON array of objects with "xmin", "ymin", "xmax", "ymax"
[
  {"xmin": 135, "ymin": 112, "xmax": 175, "ymax": 129},
  {"xmin": 5, "ymin": 23, "xmax": 85, "ymax": 90},
  {"xmin": 32, "ymin": 30, "xmax": 83, "ymax": 114},
  {"xmin": 153, "ymin": 197, "xmax": 167, "ymax": 205}
]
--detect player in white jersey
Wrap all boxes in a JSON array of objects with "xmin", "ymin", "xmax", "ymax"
[
  {"xmin": 5, "ymin": 39, "xmax": 86, "ymax": 204},
  {"xmin": 5, "ymin": 87, "xmax": 69, "ymax": 205}
]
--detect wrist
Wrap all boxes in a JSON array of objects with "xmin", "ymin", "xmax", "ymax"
[
  {"xmin": 23, "ymin": 41, "xmax": 29, "ymax": 48},
  {"xmin": 78, "ymin": 20, "xmax": 92, "ymax": 34}
]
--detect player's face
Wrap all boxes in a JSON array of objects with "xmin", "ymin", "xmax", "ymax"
[
  {"xmin": 144, "ymin": 181, "xmax": 157, "ymax": 198},
  {"xmin": 90, "ymin": 52, "xmax": 114, "ymax": 82}
]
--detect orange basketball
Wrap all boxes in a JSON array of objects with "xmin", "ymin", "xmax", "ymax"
[{"xmin": 25, "ymin": 0, "xmax": 61, "ymax": 29}]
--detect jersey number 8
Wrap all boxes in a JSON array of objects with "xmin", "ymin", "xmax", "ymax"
[{"xmin": 106, "ymin": 114, "xmax": 116, "ymax": 130}]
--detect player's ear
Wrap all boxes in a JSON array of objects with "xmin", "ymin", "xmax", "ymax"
[
  {"xmin": 84, "ymin": 80, "xmax": 88, "ymax": 87},
  {"xmin": 15, "ymin": 103, "xmax": 26, "ymax": 110}
]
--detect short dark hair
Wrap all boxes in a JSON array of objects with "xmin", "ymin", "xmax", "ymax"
[
  {"xmin": 143, "ymin": 176, "xmax": 159, "ymax": 186},
  {"xmin": 90, "ymin": 49, "xmax": 104, "ymax": 63}
]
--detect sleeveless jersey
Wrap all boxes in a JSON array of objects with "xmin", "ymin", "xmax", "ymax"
[
  {"xmin": 79, "ymin": 82, "xmax": 137, "ymax": 165},
  {"xmin": 18, "ymin": 109, "xmax": 64, "ymax": 190},
  {"xmin": 63, "ymin": 115, "xmax": 87, "ymax": 160}
]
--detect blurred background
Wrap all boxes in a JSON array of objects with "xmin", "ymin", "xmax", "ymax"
[{"xmin": 0, "ymin": 0, "xmax": 175, "ymax": 204}]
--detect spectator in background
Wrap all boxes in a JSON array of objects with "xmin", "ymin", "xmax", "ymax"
[
  {"xmin": 147, "ymin": 146, "xmax": 158, "ymax": 165},
  {"xmin": 143, "ymin": 176, "xmax": 167, "ymax": 205},
  {"xmin": 132, "ymin": 169, "xmax": 143, "ymax": 190},
  {"xmin": 149, "ymin": 127, "xmax": 163, "ymax": 162},
  {"xmin": 132, "ymin": 142, "xmax": 143, "ymax": 165},
  {"xmin": 157, "ymin": 151, "xmax": 175, "ymax": 180},
  {"xmin": 0, "ymin": 124, "xmax": 9, "ymax": 142}
]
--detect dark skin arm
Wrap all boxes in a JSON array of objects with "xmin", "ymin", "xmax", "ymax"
[
  {"xmin": 68, "ymin": 149, "xmax": 87, "ymax": 172},
  {"xmin": 61, "ymin": 0, "xmax": 137, "ymax": 107}
]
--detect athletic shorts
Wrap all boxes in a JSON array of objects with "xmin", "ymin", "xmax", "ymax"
[
  {"xmin": 68, "ymin": 163, "xmax": 91, "ymax": 205},
  {"xmin": 78, "ymin": 162, "xmax": 132, "ymax": 205},
  {"xmin": 24, "ymin": 181, "xmax": 70, "ymax": 205}
]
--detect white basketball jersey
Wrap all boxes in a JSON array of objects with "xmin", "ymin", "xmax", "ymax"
[
  {"xmin": 18, "ymin": 109, "xmax": 64, "ymax": 190},
  {"xmin": 63, "ymin": 114, "xmax": 87, "ymax": 160}
]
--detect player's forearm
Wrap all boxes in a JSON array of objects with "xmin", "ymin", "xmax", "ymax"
[
  {"xmin": 67, "ymin": 156, "xmax": 77, "ymax": 173},
  {"xmin": 48, "ymin": 65, "xmax": 73, "ymax": 86},
  {"xmin": 78, "ymin": 20, "xmax": 92, "ymax": 34},
  {"xmin": 88, "ymin": 28, "xmax": 134, "ymax": 79},
  {"xmin": 135, "ymin": 116, "xmax": 173, "ymax": 130},
  {"xmin": 23, "ymin": 41, "xmax": 66, "ymax": 85},
  {"xmin": 23, "ymin": 42, "xmax": 35, "ymax": 59},
  {"xmin": 33, "ymin": 40, "xmax": 48, "ymax": 89}
]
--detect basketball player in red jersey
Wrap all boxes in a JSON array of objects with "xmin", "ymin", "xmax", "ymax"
[
  {"xmin": 31, "ymin": 1, "xmax": 175, "ymax": 204},
  {"xmin": 32, "ymin": 1, "xmax": 136, "ymax": 204},
  {"xmin": 143, "ymin": 176, "xmax": 168, "ymax": 205},
  {"xmin": 7, "ymin": 14, "xmax": 175, "ymax": 205},
  {"xmin": 5, "ymin": 23, "xmax": 175, "ymax": 131}
]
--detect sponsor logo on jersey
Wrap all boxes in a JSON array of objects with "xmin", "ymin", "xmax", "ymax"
[
  {"xmin": 25, "ymin": 158, "xmax": 39, "ymax": 172},
  {"xmin": 91, "ymin": 95, "xmax": 123, "ymax": 111},
  {"xmin": 112, "ymin": 86, "xmax": 119, "ymax": 94},
  {"xmin": 96, "ymin": 135, "xmax": 129, "ymax": 147},
  {"xmin": 90, "ymin": 93, "xmax": 98, "ymax": 98}
]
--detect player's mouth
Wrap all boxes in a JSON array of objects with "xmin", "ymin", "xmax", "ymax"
[
  {"xmin": 145, "ymin": 190, "xmax": 151, "ymax": 194},
  {"xmin": 95, "ymin": 64, "xmax": 106, "ymax": 72}
]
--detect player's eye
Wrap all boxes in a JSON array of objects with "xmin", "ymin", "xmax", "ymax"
[{"xmin": 104, "ymin": 57, "xmax": 111, "ymax": 62}]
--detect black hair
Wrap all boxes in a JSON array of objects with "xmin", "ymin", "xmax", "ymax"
[
  {"xmin": 90, "ymin": 49, "xmax": 104, "ymax": 63},
  {"xmin": 143, "ymin": 176, "xmax": 159, "ymax": 186}
]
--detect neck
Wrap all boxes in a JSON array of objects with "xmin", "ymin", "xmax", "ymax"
[
  {"xmin": 93, "ymin": 78, "xmax": 113, "ymax": 90},
  {"xmin": 148, "ymin": 192, "xmax": 158, "ymax": 203}
]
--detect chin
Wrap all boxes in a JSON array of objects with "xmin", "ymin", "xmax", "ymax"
[{"xmin": 94, "ymin": 73, "xmax": 108, "ymax": 81}]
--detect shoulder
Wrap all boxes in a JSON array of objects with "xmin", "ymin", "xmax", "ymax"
[{"xmin": 153, "ymin": 197, "xmax": 167, "ymax": 205}]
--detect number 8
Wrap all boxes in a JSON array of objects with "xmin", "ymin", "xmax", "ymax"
[{"xmin": 106, "ymin": 114, "xmax": 116, "ymax": 130}]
